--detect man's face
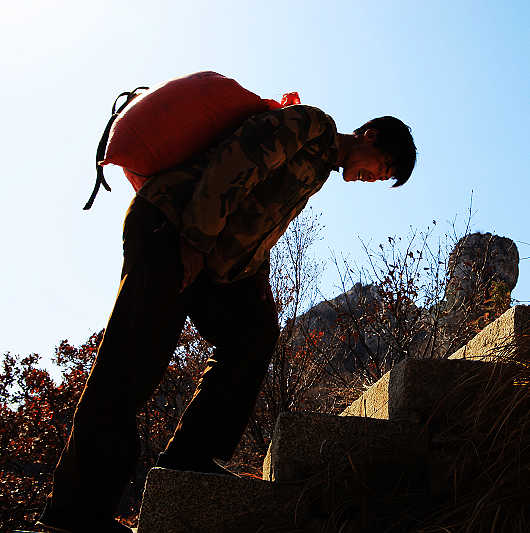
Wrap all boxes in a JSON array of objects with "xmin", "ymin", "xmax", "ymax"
[{"xmin": 342, "ymin": 129, "xmax": 393, "ymax": 183}]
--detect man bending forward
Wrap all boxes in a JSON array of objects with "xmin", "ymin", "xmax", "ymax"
[{"xmin": 39, "ymin": 104, "xmax": 417, "ymax": 532}]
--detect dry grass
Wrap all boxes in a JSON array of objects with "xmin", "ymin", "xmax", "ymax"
[
  {"xmin": 269, "ymin": 319, "xmax": 530, "ymax": 533},
  {"xmin": 409, "ymin": 331, "xmax": 530, "ymax": 533}
]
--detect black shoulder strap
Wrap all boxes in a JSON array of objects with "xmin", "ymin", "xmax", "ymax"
[{"xmin": 83, "ymin": 86, "xmax": 149, "ymax": 210}]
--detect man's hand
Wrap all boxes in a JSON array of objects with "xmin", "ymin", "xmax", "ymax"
[{"xmin": 179, "ymin": 236, "xmax": 205, "ymax": 291}]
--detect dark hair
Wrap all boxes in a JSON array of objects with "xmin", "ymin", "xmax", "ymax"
[{"xmin": 354, "ymin": 116, "xmax": 417, "ymax": 187}]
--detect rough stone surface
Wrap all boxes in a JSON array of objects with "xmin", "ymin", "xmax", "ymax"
[
  {"xmin": 263, "ymin": 412, "xmax": 427, "ymax": 482},
  {"xmin": 444, "ymin": 233, "xmax": 519, "ymax": 320},
  {"xmin": 435, "ymin": 233, "xmax": 519, "ymax": 355},
  {"xmin": 340, "ymin": 358, "xmax": 491, "ymax": 424},
  {"xmin": 449, "ymin": 305, "xmax": 530, "ymax": 361},
  {"xmin": 137, "ymin": 468, "xmax": 308, "ymax": 533}
]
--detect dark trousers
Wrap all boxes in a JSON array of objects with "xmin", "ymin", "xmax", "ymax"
[{"xmin": 46, "ymin": 196, "xmax": 280, "ymax": 520}]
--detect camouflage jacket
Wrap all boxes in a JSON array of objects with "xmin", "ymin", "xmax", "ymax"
[{"xmin": 138, "ymin": 104, "xmax": 339, "ymax": 283}]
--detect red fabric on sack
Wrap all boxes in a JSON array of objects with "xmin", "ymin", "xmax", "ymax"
[
  {"xmin": 100, "ymin": 71, "xmax": 300, "ymax": 191},
  {"xmin": 103, "ymin": 72, "xmax": 269, "ymax": 177}
]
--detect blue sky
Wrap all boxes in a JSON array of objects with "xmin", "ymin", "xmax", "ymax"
[{"xmin": 1, "ymin": 0, "xmax": 528, "ymax": 370}]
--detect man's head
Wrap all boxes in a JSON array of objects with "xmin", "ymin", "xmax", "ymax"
[{"xmin": 338, "ymin": 116, "xmax": 416, "ymax": 187}]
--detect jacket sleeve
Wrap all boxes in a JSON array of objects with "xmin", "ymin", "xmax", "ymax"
[{"xmin": 180, "ymin": 105, "xmax": 337, "ymax": 254}]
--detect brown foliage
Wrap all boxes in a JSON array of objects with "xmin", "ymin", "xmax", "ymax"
[
  {"xmin": 0, "ymin": 338, "xmax": 96, "ymax": 530},
  {"xmin": 0, "ymin": 327, "xmax": 213, "ymax": 531}
]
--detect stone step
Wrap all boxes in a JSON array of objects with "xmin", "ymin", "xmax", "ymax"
[
  {"xmin": 449, "ymin": 304, "xmax": 530, "ymax": 361},
  {"xmin": 263, "ymin": 412, "xmax": 427, "ymax": 483},
  {"xmin": 340, "ymin": 358, "xmax": 496, "ymax": 425},
  {"xmin": 340, "ymin": 307, "xmax": 529, "ymax": 426},
  {"xmin": 137, "ymin": 468, "xmax": 310, "ymax": 533}
]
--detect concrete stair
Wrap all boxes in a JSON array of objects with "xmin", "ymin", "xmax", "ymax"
[
  {"xmin": 340, "ymin": 358, "xmax": 490, "ymax": 423},
  {"xmin": 136, "ymin": 305, "xmax": 529, "ymax": 532},
  {"xmin": 342, "ymin": 304, "xmax": 529, "ymax": 424},
  {"xmin": 263, "ymin": 412, "xmax": 427, "ymax": 482},
  {"xmin": 137, "ymin": 468, "xmax": 308, "ymax": 533},
  {"xmin": 448, "ymin": 304, "xmax": 530, "ymax": 361}
]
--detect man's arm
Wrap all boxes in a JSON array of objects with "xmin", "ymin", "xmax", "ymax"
[{"xmin": 180, "ymin": 105, "xmax": 337, "ymax": 255}]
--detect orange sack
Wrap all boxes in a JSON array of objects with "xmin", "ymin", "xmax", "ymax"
[
  {"xmin": 104, "ymin": 71, "xmax": 272, "ymax": 177},
  {"xmin": 84, "ymin": 71, "xmax": 300, "ymax": 209}
]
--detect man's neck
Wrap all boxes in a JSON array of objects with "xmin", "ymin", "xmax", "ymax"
[{"xmin": 336, "ymin": 133, "xmax": 355, "ymax": 168}]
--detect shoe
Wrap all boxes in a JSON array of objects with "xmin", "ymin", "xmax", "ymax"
[
  {"xmin": 37, "ymin": 503, "xmax": 132, "ymax": 532},
  {"xmin": 156, "ymin": 453, "xmax": 238, "ymax": 477}
]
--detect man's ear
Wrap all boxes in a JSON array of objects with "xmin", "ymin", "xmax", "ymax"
[{"xmin": 364, "ymin": 128, "xmax": 378, "ymax": 143}]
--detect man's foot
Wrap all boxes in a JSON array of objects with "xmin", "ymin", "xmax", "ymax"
[
  {"xmin": 37, "ymin": 504, "xmax": 132, "ymax": 532},
  {"xmin": 156, "ymin": 453, "xmax": 238, "ymax": 477}
]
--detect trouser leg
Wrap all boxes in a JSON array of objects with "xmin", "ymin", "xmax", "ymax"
[
  {"xmin": 45, "ymin": 197, "xmax": 186, "ymax": 520},
  {"xmin": 162, "ymin": 266, "xmax": 280, "ymax": 463}
]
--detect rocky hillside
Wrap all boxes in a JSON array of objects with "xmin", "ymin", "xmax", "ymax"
[{"xmin": 292, "ymin": 232, "xmax": 519, "ymax": 376}]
